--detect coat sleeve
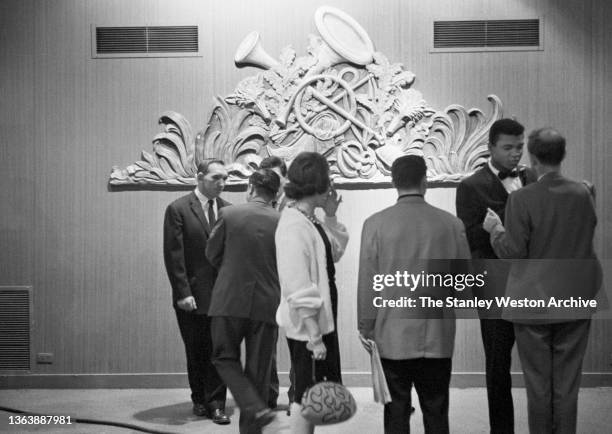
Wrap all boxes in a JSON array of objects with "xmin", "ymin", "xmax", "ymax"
[
  {"xmin": 322, "ymin": 215, "xmax": 349, "ymax": 262},
  {"xmin": 276, "ymin": 222, "xmax": 323, "ymax": 321},
  {"xmin": 357, "ymin": 217, "xmax": 378, "ymax": 337},
  {"xmin": 205, "ymin": 209, "xmax": 226, "ymax": 270},
  {"xmin": 455, "ymin": 180, "xmax": 488, "ymax": 254},
  {"xmin": 163, "ymin": 204, "xmax": 191, "ymax": 301},
  {"xmin": 490, "ymin": 193, "xmax": 529, "ymax": 259}
]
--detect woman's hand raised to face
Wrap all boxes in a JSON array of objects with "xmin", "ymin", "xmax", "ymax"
[{"xmin": 322, "ymin": 186, "xmax": 342, "ymax": 217}]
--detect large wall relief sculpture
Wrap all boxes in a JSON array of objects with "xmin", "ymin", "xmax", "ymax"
[{"xmin": 110, "ymin": 6, "xmax": 502, "ymax": 187}]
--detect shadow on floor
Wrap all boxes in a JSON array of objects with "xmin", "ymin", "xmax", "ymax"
[{"xmin": 133, "ymin": 400, "xmax": 237, "ymax": 426}]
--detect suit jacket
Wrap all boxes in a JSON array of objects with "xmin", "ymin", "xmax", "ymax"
[
  {"xmin": 456, "ymin": 165, "xmax": 536, "ymax": 307},
  {"xmin": 456, "ymin": 164, "xmax": 536, "ymax": 259},
  {"xmin": 357, "ymin": 195, "xmax": 471, "ymax": 360},
  {"xmin": 163, "ymin": 192, "xmax": 230, "ymax": 314},
  {"xmin": 205, "ymin": 199, "xmax": 281, "ymax": 324},
  {"xmin": 490, "ymin": 172, "xmax": 602, "ymax": 323}
]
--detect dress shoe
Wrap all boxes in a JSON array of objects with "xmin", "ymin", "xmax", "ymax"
[
  {"xmin": 192, "ymin": 403, "xmax": 208, "ymax": 417},
  {"xmin": 211, "ymin": 408, "xmax": 231, "ymax": 425},
  {"xmin": 253, "ymin": 409, "xmax": 276, "ymax": 430}
]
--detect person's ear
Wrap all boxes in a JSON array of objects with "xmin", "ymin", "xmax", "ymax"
[{"xmin": 420, "ymin": 176, "xmax": 427, "ymax": 194}]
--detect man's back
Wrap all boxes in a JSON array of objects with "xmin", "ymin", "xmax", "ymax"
[
  {"xmin": 504, "ymin": 173, "xmax": 597, "ymax": 259},
  {"xmin": 358, "ymin": 195, "xmax": 471, "ymax": 359},
  {"xmin": 367, "ymin": 196, "xmax": 470, "ymax": 268},
  {"xmin": 498, "ymin": 173, "xmax": 601, "ymax": 321},
  {"xmin": 207, "ymin": 200, "xmax": 280, "ymax": 324}
]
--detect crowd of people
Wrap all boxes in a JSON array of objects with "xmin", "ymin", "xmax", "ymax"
[{"xmin": 163, "ymin": 118, "xmax": 601, "ymax": 434}]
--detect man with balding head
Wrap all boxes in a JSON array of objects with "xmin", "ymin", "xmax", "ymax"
[{"xmin": 484, "ymin": 128, "xmax": 601, "ymax": 434}]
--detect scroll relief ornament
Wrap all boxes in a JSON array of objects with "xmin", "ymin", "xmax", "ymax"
[{"xmin": 110, "ymin": 6, "xmax": 503, "ymax": 186}]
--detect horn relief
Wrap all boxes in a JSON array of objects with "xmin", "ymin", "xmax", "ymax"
[{"xmin": 110, "ymin": 6, "xmax": 502, "ymax": 187}]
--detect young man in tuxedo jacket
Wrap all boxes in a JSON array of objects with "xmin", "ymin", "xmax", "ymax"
[{"xmin": 455, "ymin": 119, "xmax": 536, "ymax": 433}]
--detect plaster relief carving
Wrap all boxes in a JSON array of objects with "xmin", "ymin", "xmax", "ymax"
[{"xmin": 110, "ymin": 6, "xmax": 502, "ymax": 187}]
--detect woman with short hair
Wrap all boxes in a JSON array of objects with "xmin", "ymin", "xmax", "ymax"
[{"xmin": 275, "ymin": 152, "xmax": 349, "ymax": 433}]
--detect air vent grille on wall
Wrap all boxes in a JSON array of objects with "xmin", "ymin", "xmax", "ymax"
[
  {"xmin": 433, "ymin": 19, "xmax": 541, "ymax": 51},
  {"xmin": 93, "ymin": 25, "xmax": 200, "ymax": 58},
  {"xmin": 0, "ymin": 287, "xmax": 31, "ymax": 371}
]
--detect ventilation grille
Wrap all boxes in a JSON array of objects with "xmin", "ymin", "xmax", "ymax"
[
  {"xmin": 94, "ymin": 25, "xmax": 200, "ymax": 57},
  {"xmin": 0, "ymin": 287, "xmax": 31, "ymax": 371},
  {"xmin": 433, "ymin": 19, "xmax": 540, "ymax": 50}
]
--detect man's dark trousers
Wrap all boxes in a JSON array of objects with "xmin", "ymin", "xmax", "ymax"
[
  {"xmin": 175, "ymin": 310, "xmax": 226, "ymax": 410},
  {"xmin": 480, "ymin": 318, "xmax": 515, "ymax": 433},
  {"xmin": 382, "ymin": 357, "xmax": 451, "ymax": 434},
  {"xmin": 212, "ymin": 316, "xmax": 277, "ymax": 434}
]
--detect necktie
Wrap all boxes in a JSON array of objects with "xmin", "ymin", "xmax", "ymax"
[
  {"xmin": 498, "ymin": 169, "xmax": 518, "ymax": 180},
  {"xmin": 207, "ymin": 199, "xmax": 216, "ymax": 227}
]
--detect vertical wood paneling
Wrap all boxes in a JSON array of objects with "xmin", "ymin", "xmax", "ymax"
[
  {"xmin": 0, "ymin": 0, "xmax": 609, "ymax": 378},
  {"xmin": 0, "ymin": 0, "xmax": 35, "ymax": 286},
  {"xmin": 583, "ymin": 0, "xmax": 612, "ymax": 372}
]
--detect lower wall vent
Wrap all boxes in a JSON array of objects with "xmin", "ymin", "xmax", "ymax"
[{"xmin": 0, "ymin": 287, "xmax": 31, "ymax": 371}]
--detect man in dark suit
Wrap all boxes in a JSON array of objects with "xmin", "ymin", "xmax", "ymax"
[
  {"xmin": 206, "ymin": 169, "xmax": 281, "ymax": 434},
  {"xmin": 163, "ymin": 159, "xmax": 230, "ymax": 424},
  {"xmin": 456, "ymin": 118, "xmax": 536, "ymax": 433},
  {"xmin": 484, "ymin": 128, "xmax": 601, "ymax": 434}
]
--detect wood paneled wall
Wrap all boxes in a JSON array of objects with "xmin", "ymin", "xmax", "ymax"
[{"xmin": 1, "ymin": 0, "xmax": 610, "ymax": 383}]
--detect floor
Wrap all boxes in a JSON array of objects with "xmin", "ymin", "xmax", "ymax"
[{"xmin": 1, "ymin": 387, "xmax": 611, "ymax": 433}]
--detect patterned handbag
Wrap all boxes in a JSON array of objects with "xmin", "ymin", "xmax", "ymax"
[{"xmin": 301, "ymin": 359, "xmax": 357, "ymax": 425}]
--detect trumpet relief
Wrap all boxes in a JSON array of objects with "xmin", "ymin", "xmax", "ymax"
[{"xmin": 110, "ymin": 6, "xmax": 503, "ymax": 186}]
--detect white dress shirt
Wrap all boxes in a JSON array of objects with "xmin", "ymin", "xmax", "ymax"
[
  {"xmin": 194, "ymin": 188, "xmax": 217, "ymax": 224},
  {"xmin": 488, "ymin": 160, "xmax": 523, "ymax": 193}
]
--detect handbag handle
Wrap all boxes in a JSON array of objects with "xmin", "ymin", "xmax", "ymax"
[{"xmin": 311, "ymin": 357, "xmax": 328, "ymax": 383}]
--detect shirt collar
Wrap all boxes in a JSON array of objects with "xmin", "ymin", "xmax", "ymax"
[
  {"xmin": 488, "ymin": 159, "xmax": 524, "ymax": 178},
  {"xmin": 487, "ymin": 159, "xmax": 501, "ymax": 176},
  {"xmin": 194, "ymin": 188, "xmax": 214, "ymax": 205},
  {"xmin": 397, "ymin": 194, "xmax": 425, "ymax": 203},
  {"xmin": 538, "ymin": 171, "xmax": 560, "ymax": 182}
]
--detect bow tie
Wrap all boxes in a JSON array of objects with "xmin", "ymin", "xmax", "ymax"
[{"xmin": 498, "ymin": 169, "xmax": 519, "ymax": 180}]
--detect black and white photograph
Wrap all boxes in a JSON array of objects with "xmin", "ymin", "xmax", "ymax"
[{"xmin": 1, "ymin": 0, "xmax": 611, "ymax": 433}]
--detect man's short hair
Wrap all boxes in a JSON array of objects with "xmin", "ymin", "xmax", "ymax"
[
  {"xmin": 260, "ymin": 156, "xmax": 287, "ymax": 177},
  {"xmin": 197, "ymin": 159, "xmax": 225, "ymax": 175},
  {"xmin": 528, "ymin": 128, "xmax": 566, "ymax": 165},
  {"xmin": 391, "ymin": 155, "xmax": 427, "ymax": 190},
  {"xmin": 250, "ymin": 169, "xmax": 280, "ymax": 199},
  {"xmin": 489, "ymin": 118, "xmax": 525, "ymax": 146}
]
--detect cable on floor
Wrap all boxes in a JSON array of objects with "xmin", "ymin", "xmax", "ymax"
[{"xmin": 0, "ymin": 405, "xmax": 179, "ymax": 434}]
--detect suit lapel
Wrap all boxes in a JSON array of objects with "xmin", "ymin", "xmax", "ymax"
[
  {"xmin": 216, "ymin": 197, "xmax": 228, "ymax": 211},
  {"xmin": 482, "ymin": 165, "xmax": 508, "ymax": 201},
  {"xmin": 190, "ymin": 193, "xmax": 211, "ymax": 234}
]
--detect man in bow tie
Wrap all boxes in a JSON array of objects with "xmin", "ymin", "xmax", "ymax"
[{"xmin": 455, "ymin": 118, "xmax": 536, "ymax": 433}]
